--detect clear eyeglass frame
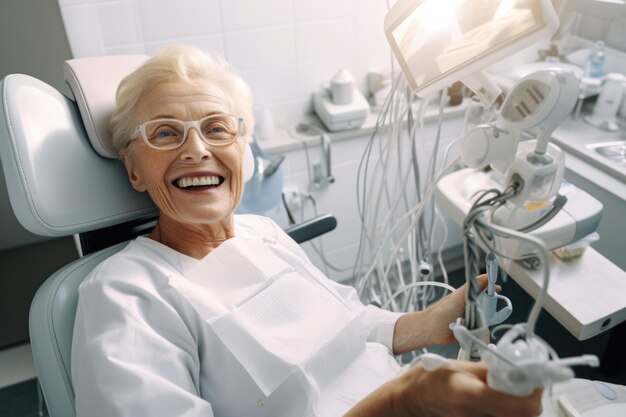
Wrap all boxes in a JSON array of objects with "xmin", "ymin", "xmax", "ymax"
[{"xmin": 129, "ymin": 113, "xmax": 245, "ymax": 150}]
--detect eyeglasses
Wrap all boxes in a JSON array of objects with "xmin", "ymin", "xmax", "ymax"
[{"xmin": 129, "ymin": 114, "xmax": 245, "ymax": 150}]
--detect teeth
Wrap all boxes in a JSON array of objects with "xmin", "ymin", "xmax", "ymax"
[{"xmin": 176, "ymin": 176, "xmax": 220, "ymax": 188}]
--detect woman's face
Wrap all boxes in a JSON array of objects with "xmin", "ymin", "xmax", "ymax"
[{"xmin": 122, "ymin": 79, "xmax": 246, "ymax": 228}]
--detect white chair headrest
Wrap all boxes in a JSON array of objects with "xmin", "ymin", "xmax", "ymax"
[
  {"xmin": 63, "ymin": 55, "xmax": 150, "ymax": 159},
  {"xmin": 0, "ymin": 73, "xmax": 156, "ymax": 237}
]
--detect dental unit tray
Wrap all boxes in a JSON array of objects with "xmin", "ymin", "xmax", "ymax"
[
  {"xmin": 435, "ymin": 168, "xmax": 603, "ymax": 256},
  {"xmin": 434, "ymin": 167, "xmax": 626, "ymax": 340}
]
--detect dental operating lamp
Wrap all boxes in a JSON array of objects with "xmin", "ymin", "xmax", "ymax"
[
  {"xmin": 459, "ymin": 68, "xmax": 602, "ymax": 259},
  {"xmin": 383, "ymin": 0, "xmax": 602, "ymax": 396},
  {"xmin": 384, "ymin": 0, "xmax": 559, "ymax": 106}
]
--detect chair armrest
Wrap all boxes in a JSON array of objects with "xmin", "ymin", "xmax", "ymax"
[{"xmin": 284, "ymin": 214, "xmax": 337, "ymax": 244}]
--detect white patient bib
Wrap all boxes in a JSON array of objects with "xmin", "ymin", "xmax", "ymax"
[{"xmin": 168, "ymin": 235, "xmax": 385, "ymax": 417}]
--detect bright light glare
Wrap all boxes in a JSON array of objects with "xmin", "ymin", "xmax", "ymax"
[
  {"xmin": 494, "ymin": 0, "xmax": 516, "ymax": 20},
  {"xmin": 418, "ymin": 0, "xmax": 462, "ymax": 32},
  {"xmin": 385, "ymin": 0, "xmax": 557, "ymax": 97}
]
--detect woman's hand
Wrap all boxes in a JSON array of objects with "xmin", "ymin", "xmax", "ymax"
[
  {"xmin": 393, "ymin": 275, "xmax": 495, "ymax": 353},
  {"xmin": 400, "ymin": 360, "xmax": 543, "ymax": 417},
  {"xmin": 345, "ymin": 360, "xmax": 543, "ymax": 417}
]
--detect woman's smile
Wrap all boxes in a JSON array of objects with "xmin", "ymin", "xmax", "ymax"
[{"xmin": 172, "ymin": 173, "xmax": 226, "ymax": 191}]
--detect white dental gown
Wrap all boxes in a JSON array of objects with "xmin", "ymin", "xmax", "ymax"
[{"xmin": 72, "ymin": 214, "xmax": 403, "ymax": 417}]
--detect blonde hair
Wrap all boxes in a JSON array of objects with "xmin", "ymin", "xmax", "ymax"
[{"xmin": 110, "ymin": 44, "xmax": 254, "ymax": 154}]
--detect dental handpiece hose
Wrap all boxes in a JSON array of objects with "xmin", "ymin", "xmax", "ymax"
[
  {"xmin": 486, "ymin": 253, "xmax": 497, "ymax": 296},
  {"xmin": 459, "ymin": 255, "xmax": 513, "ymax": 361},
  {"xmin": 455, "ymin": 274, "xmax": 489, "ymax": 361},
  {"xmin": 456, "ymin": 303, "xmax": 489, "ymax": 362},
  {"xmin": 478, "ymin": 254, "xmax": 513, "ymax": 329},
  {"xmin": 456, "ymin": 232, "xmax": 489, "ymax": 362}
]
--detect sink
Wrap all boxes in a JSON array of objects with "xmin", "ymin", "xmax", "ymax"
[
  {"xmin": 586, "ymin": 139, "xmax": 626, "ymax": 164},
  {"xmin": 552, "ymin": 119, "xmax": 626, "ymax": 183}
]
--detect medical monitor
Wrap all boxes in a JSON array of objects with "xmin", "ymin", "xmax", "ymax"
[{"xmin": 384, "ymin": 0, "xmax": 559, "ymax": 99}]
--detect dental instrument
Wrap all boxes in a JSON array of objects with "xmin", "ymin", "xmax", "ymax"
[
  {"xmin": 451, "ymin": 68, "xmax": 602, "ymax": 388},
  {"xmin": 478, "ymin": 253, "xmax": 512, "ymax": 327},
  {"xmin": 357, "ymin": 0, "xmax": 565, "ymax": 315},
  {"xmin": 362, "ymin": 0, "xmax": 604, "ymax": 392}
]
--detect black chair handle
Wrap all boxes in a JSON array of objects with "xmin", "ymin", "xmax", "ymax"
[
  {"xmin": 284, "ymin": 214, "xmax": 337, "ymax": 244},
  {"xmin": 79, "ymin": 213, "xmax": 337, "ymax": 256}
]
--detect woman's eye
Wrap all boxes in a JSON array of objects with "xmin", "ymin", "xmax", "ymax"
[
  {"xmin": 149, "ymin": 125, "xmax": 181, "ymax": 141},
  {"xmin": 204, "ymin": 123, "xmax": 231, "ymax": 136}
]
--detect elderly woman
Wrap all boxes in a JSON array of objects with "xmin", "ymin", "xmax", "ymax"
[{"xmin": 71, "ymin": 45, "xmax": 542, "ymax": 417}]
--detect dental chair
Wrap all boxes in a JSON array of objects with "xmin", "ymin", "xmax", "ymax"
[{"xmin": 0, "ymin": 55, "xmax": 336, "ymax": 417}]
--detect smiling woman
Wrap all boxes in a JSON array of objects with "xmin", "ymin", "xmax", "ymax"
[
  {"xmin": 118, "ymin": 78, "xmax": 251, "ymax": 258},
  {"xmin": 106, "ymin": 45, "xmax": 256, "ymax": 258}
]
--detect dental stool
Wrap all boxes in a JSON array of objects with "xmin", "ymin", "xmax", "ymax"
[{"xmin": 0, "ymin": 55, "xmax": 336, "ymax": 417}]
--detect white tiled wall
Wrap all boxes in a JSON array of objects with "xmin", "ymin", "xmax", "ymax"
[
  {"xmin": 276, "ymin": 115, "xmax": 466, "ymax": 282},
  {"xmin": 57, "ymin": 0, "xmax": 626, "ymax": 122},
  {"xmin": 55, "ymin": 0, "xmax": 622, "ymax": 281},
  {"xmin": 57, "ymin": 0, "xmax": 392, "ymax": 123},
  {"xmin": 562, "ymin": 0, "xmax": 626, "ymax": 52},
  {"xmin": 56, "ymin": 0, "xmax": 460, "ymax": 281}
]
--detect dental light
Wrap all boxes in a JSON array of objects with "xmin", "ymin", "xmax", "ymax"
[
  {"xmin": 461, "ymin": 68, "xmax": 580, "ymax": 233},
  {"xmin": 384, "ymin": 0, "xmax": 559, "ymax": 106}
]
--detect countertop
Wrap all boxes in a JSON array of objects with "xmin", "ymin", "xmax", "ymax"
[
  {"xmin": 552, "ymin": 115, "xmax": 626, "ymax": 201},
  {"xmin": 259, "ymin": 100, "xmax": 469, "ymax": 155}
]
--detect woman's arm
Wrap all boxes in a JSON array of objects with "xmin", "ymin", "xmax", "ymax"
[
  {"xmin": 72, "ymin": 265, "xmax": 214, "ymax": 417},
  {"xmin": 392, "ymin": 275, "xmax": 491, "ymax": 354}
]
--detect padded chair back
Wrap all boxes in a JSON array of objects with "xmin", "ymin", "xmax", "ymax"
[
  {"xmin": 0, "ymin": 62, "xmax": 153, "ymax": 417},
  {"xmin": 29, "ymin": 243, "xmax": 126, "ymax": 417}
]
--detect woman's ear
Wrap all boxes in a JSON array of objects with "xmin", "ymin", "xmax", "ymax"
[
  {"xmin": 242, "ymin": 139, "xmax": 254, "ymax": 183},
  {"xmin": 120, "ymin": 152, "xmax": 147, "ymax": 192}
]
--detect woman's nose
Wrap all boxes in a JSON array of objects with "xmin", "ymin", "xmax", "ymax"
[{"xmin": 180, "ymin": 128, "xmax": 211, "ymax": 160}]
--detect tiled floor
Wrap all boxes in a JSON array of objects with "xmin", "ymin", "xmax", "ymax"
[
  {"xmin": 0, "ymin": 344, "xmax": 44, "ymax": 417},
  {"xmin": 0, "ymin": 344, "xmax": 36, "ymax": 390}
]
